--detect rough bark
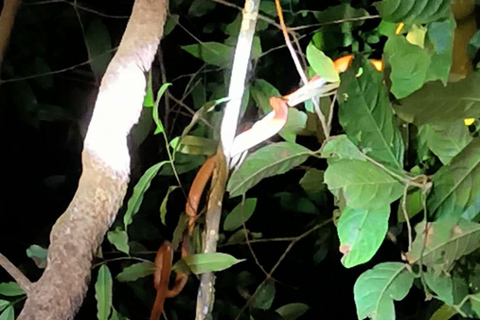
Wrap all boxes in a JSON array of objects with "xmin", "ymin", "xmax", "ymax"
[{"xmin": 17, "ymin": 0, "xmax": 168, "ymax": 319}]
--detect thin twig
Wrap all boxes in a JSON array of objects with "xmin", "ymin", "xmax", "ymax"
[
  {"xmin": 0, "ymin": 252, "xmax": 31, "ymax": 294},
  {"xmin": 402, "ymin": 185, "xmax": 413, "ymax": 252},
  {"xmin": 274, "ymin": 0, "xmax": 329, "ymax": 139},
  {"xmin": 289, "ymin": 15, "xmax": 380, "ymax": 31}
]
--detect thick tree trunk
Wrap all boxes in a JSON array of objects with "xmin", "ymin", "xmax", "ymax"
[{"xmin": 17, "ymin": 0, "xmax": 168, "ymax": 319}]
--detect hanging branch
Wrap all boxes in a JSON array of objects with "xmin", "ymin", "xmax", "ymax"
[{"xmin": 195, "ymin": 0, "xmax": 260, "ymax": 319}]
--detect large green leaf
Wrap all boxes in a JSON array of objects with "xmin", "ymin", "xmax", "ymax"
[
  {"xmin": 427, "ymin": 137, "xmax": 480, "ymax": 220},
  {"xmin": 0, "ymin": 283, "xmax": 23, "ymax": 297},
  {"xmin": 0, "ymin": 306, "xmax": 13, "ymax": 320},
  {"xmin": 107, "ymin": 228, "xmax": 130, "ymax": 255},
  {"xmin": 124, "ymin": 161, "xmax": 168, "ymax": 229},
  {"xmin": 355, "ymin": 262, "xmax": 414, "ymax": 320},
  {"xmin": 338, "ymin": 206, "xmax": 389, "ymax": 268},
  {"xmin": 394, "ymin": 73, "xmax": 480, "ymax": 125},
  {"xmin": 306, "ymin": 42, "xmax": 339, "ymax": 83},
  {"xmin": 95, "ymin": 265, "xmax": 113, "ymax": 320},
  {"xmin": 181, "ymin": 253, "xmax": 244, "ymax": 274},
  {"xmin": 228, "ymin": 142, "xmax": 312, "ymax": 197},
  {"xmin": 338, "ymin": 58, "xmax": 404, "ymax": 170},
  {"xmin": 426, "ymin": 18, "xmax": 455, "ymax": 84},
  {"xmin": 321, "ymin": 135, "xmax": 366, "ymax": 161},
  {"xmin": 384, "ymin": 36, "xmax": 431, "ymax": 99},
  {"xmin": 254, "ymin": 281, "xmax": 276, "ymax": 310},
  {"xmin": 275, "ymin": 303, "xmax": 309, "ymax": 320},
  {"xmin": 375, "ymin": 0, "xmax": 450, "ymax": 24},
  {"xmin": 406, "ymin": 220, "xmax": 480, "ymax": 272},
  {"xmin": 424, "ymin": 271, "xmax": 454, "ymax": 305},
  {"xmin": 116, "ymin": 262, "xmax": 155, "ymax": 282},
  {"xmin": 182, "ymin": 42, "xmax": 233, "ymax": 68},
  {"xmin": 223, "ymin": 198, "xmax": 257, "ymax": 231},
  {"xmin": 425, "ymin": 122, "xmax": 473, "ymax": 165},
  {"xmin": 325, "ymin": 159, "xmax": 403, "ymax": 209}
]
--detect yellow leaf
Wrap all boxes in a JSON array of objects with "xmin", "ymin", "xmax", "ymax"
[
  {"xmin": 406, "ymin": 25, "xmax": 427, "ymax": 48},
  {"xmin": 464, "ymin": 118, "xmax": 475, "ymax": 126}
]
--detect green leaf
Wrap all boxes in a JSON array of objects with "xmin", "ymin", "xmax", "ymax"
[
  {"xmin": 164, "ymin": 14, "xmax": 178, "ymax": 36},
  {"xmin": 338, "ymin": 58, "xmax": 404, "ymax": 170},
  {"xmin": 188, "ymin": 0, "xmax": 216, "ymax": 16},
  {"xmin": 321, "ymin": 135, "xmax": 366, "ymax": 161},
  {"xmin": 224, "ymin": 198, "xmax": 257, "ymax": 231},
  {"xmin": 274, "ymin": 192, "xmax": 318, "ymax": 215},
  {"xmin": 429, "ymin": 304, "xmax": 457, "ymax": 320},
  {"xmin": 182, "ymin": 42, "xmax": 233, "ymax": 68},
  {"xmin": 325, "ymin": 159, "xmax": 403, "ymax": 209},
  {"xmin": 160, "ymin": 185, "xmax": 180, "ymax": 225},
  {"xmin": 375, "ymin": 0, "xmax": 450, "ymax": 24},
  {"xmin": 85, "ymin": 19, "xmax": 112, "ymax": 79},
  {"xmin": 394, "ymin": 73, "xmax": 480, "ymax": 125},
  {"xmin": 124, "ymin": 161, "xmax": 168, "ymax": 229},
  {"xmin": 254, "ymin": 281, "xmax": 276, "ymax": 310},
  {"xmin": 306, "ymin": 43, "xmax": 339, "ymax": 83},
  {"xmin": 471, "ymin": 292, "xmax": 480, "ymax": 317},
  {"xmin": 279, "ymin": 109, "xmax": 308, "ymax": 142},
  {"xmin": 0, "ymin": 282, "xmax": 24, "ymax": 297},
  {"xmin": 116, "ymin": 262, "xmax": 155, "ymax": 282},
  {"xmin": 406, "ymin": 220, "xmax": 480, "ymax": 272},
  {"xmin": 0, "ymin": 301, "xmax": 9, "ymax": 313},
  {"xmin": 178, "ymin": 136, "xmax": 218, "ymax": 156},
  {"xmin": 424, "ymin": 271, "xmax": 454, "ymax": 305},
  {"xmin": 426, "ymin": 18, "xmax": 455, "ymax": 84},
  {"xmin": 299, "ymin": 168, "xmax": 325, "ymax": 197},
  {"xmin": 95, "ymin": 265, "xmax": 113, "ymax": 320},
  {"xmin": 250, "ymin": 79, "xmax": 281, "ymax": 114},
  {"xmin": 406, "ymin": 24, "xmax": 427, "ymax": 48},
  {"xmin": 228, "ymin": 142, "xmax": 312, "ymax": 197},
  {"xmin": 152, "ymin": 83, "xmax": 172, "ymax": 135},
  {"xmin": 397, "ymin": 188, "xmax": 423, "ymax": 222},
  {"xmin": 312, "ymin": 4, "xmax": 370, "ymax": 28},
  {"xmin": 427, "ymin": 138, "xmax": 480, "ymax": 220},
  {"xmin": 275, "ymin": 303, "xmax": 309, "ymax": 320},
  {"xmin": 338, "ymin": 206, "xmax": 390, "ymax": 268},
  {"xmin": 425, "ymin": 122, "xmax": 473, "ymax": 165},
  {"xmin": 26, "ymin": 244, "xmax": 47, "ymax": 269},
  {"xmin": 181, "ymin": 253, "xmax": 244, "ymax": 274},
  {"xmin": 0, "ymin": 306, "xmax": 14, "ymax": 320},
  {"xmin": 384, "ymin": 35, "xmax": 431, "ymax": 99},
  {"xmin": 354, "ymin": 262, "xmax": 414, "ymax": 320},
  {"xmin": 107, "ymin": 228, "xmax": 130, "ymax": 255}
]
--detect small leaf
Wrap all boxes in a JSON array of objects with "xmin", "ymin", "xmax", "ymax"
[
  {"xmin": 397, "ymin": 189, "xmax": 423, "ymax": 222},
  {"xmin": 406, "ymin": 25, "xmax": 427, "ymax": 48},
  {"xmin": 0, "ymin": 282, "xmax": 24, "ymax": 297},
  {"xmin": 85, "ymin": 19, "xmax": 112, "ymax": 79},
  {"xmin": 275, "ymin": 303, "xmax": 309, "ymax": 320},
  {"xmin": 107, "ymin": 228, "xmax": 130, "ymax": 255},
  {"xmin": 224, "ymin": 198, "xmax": 257, "ymax": 231},
  {"xmin": 338, "ymin": 58, "xmax": 404, "ymax": 170},
  {"xmin": 375, "ymin": 0, "xmax": 450, "ymax": 24},
  {"xmin": 424, "ymin": 271, "xmax": 454, "ymax": 305},
  {"xmin": 228, "ymin": 142, "xmax": 312, "ymax": 197},
  {"xmin": 0, "ymin": 306, "xmax": 14, "ymax": 320},
  {"xmin": 116, "ymin": 262, "xmax": 156, "ymax": 282},
  {"xmin": 425, "ymin": 122, "xmax": 473, "ymax": 165},
  {"xmin": 188, "ymin": 0, "xmax": 216, "ymax": 17},
  {"xmin": 325, "ymin": 159, "xmax": 403, "ymax": 209},
  {"xmin": 254, "ymin": 281, "xmax": 276, "ymax": 310},
  {"xmin": 429, "ymin": 304, "xmax": 457, "ymax": 320},
  {"xmin": 354, "ymin": 262, "xmax": 414, "ymax": 320},
  {"xmin": 95, "ymin": 265, "xmax": 113, "ymax": 320},
  {"xmin": 250, "ymin": 79, "xmax": 281, "ymax": 114},
  {"xmin": 0, "ymin": 300, "xmax": 9, "ymax": 313},
  {"xmin": 338, "ymin": 206, "xmax": 390, "ymax": 268},
  {"xmin": 394, "ymin": 73, "xmax": 480, "ymax": 125},
  {"xmin": 152, "ymin": 83, "xmax": 172, "ymax": 135},
  {"xmin": 406, "ymin": 220, "xmax": 480, "ymax": 272},
  {"xmin": 124, "ymin": 161, "xmax": 168, "ymax": 229},
  {"xmin": 26, "ymin": 244, "xmax": 47, "ymax": 269},
  {"xmin": 306, "ymin": 43, "xmax": 339, "ymax": 83},
  {"xmin": 299, "ymin": 168, "xmax": 325, "ymax": 197},
  {"xmin": 181, "ymin": 253, "xmax": 244, "ymax": 275},
  {"xmin": 164, "ymin": 14, "xmax": 178, "ymax": 36},
  {"xmin": 177, "ymin": 136, "xmax": 218, "ymax": 156},
  {"xmin": 384, "ymin": 35, "xmax": 431, "ymax": 99},
  {"xmin": 321, "ymin": 135, "xmax": 366, "ymax": 160},
  {"xmin": 426, "ymin": 18, "xmax": 455, "ymax": 84},
  {"xmin": 160, "ymin": 185, "xmax": 180, "ymax": 225},
  {"xmin": 182, "ymin": 42, "xmax": 233, "ymax": 68},
  {"xmin": 427, "ymin": 138, "xmax": 480, "ymax": 220}
]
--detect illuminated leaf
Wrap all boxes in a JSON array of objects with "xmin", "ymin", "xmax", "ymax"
[
  {"xmin": 224, "ymin": 198, "xmax": 257, "ymax": 231},
  {"xmin": 181, "ymin": 253, "xmax": 244, "ymax": 274},
  {"xmin": 182, "ymin": 42, "xmax": 233, "ymax": 68},
  {"xmin": 107, "ymin": 228, "xmax": 129, "ymax": 255},
  {"xmin": 375, "ymin": 0, "xmax": 450, "ymax": 24},
  {"xmin": 116, "ymin": 262, "xmax": 155, "ymax": 282},
  {"xmin": 95, "ymin": 265, "xmax": 113, "ymax": 320}
]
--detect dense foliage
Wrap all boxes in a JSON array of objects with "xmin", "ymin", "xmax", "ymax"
[{"xmin": 2, "ymin": 0, "xmax": 480, "ymax": 319}]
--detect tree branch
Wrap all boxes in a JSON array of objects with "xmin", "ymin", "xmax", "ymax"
[{"xmin": 0, "ymin": 252, "xmax": 31, "ymax": 294}]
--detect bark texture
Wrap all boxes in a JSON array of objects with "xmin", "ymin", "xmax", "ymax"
[
  {"xmin": 17, "ymin": 0, "xmax": 168, "ymax": 319},
  {"xmin": 0, "ymin": 0, "xmax": 21, "ymax": 69}
]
